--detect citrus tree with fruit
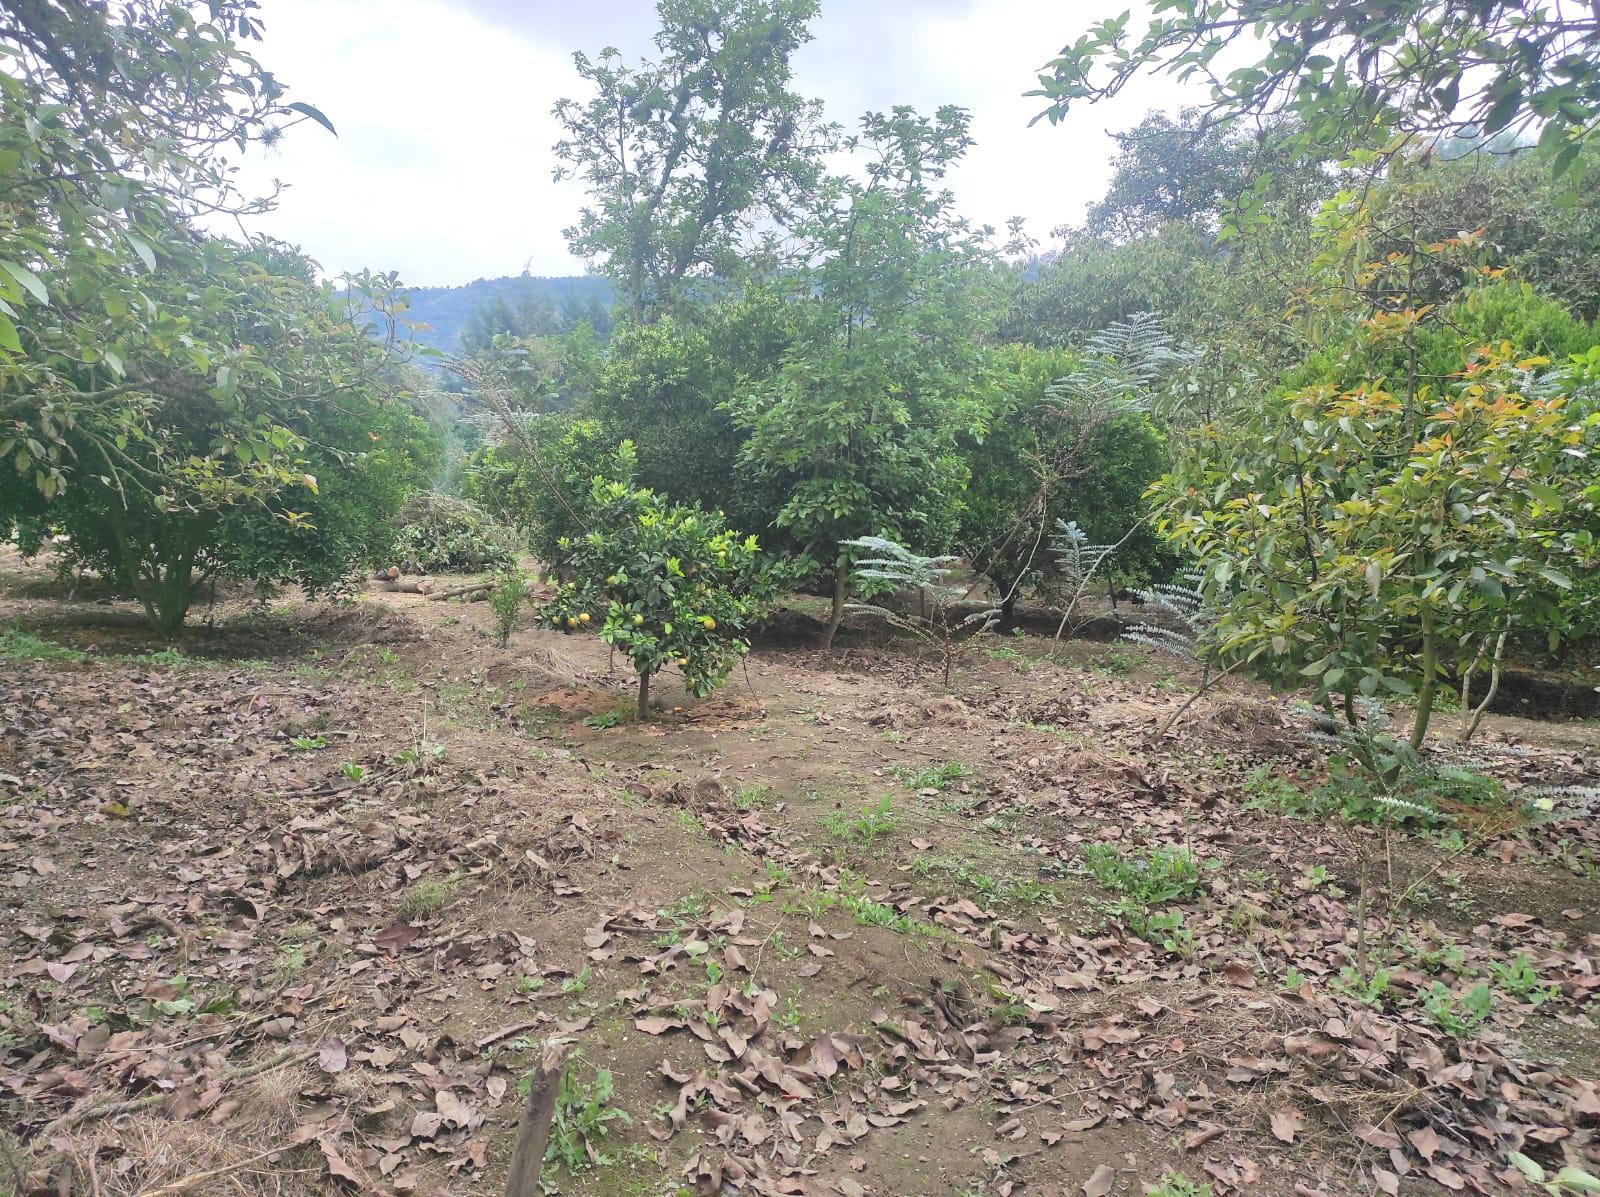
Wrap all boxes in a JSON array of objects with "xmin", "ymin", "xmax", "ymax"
[{"xmin": 543, "ymin": 469, "xmax": 773, "ymax": 719}]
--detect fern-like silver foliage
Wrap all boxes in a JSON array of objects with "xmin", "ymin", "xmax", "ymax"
[
  {"xmin": 1050, "ymin": 520, "xmax": 1115, "ymax": 589},
  {"xmin": 1049, "ymin": 311, "xmax": 1198, "ymax": 411},
  {"xmin": 1123, "ymin": 575, "xmax": 1214, "ymax": 662}
]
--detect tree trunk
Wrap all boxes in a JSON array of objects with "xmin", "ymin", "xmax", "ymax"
[
  {"xmin": 821, "ymin": 551, "xmax": 848, "ymax": 651},
  {"xmin": 503, "ymin": 1040, "xmax": 573, "ymax": 1197},
  {"xmin": 1460, "ymin": 628, "xmax": 1508, "ymax": 744},
  {"xmin": 636, "ymin": 670, "xmax": 651, "ymax": 721},
  {"xmin": 1409, "ymin": 606, "xmax": 1437, "ymax": 751},
  {"xmin": 1000, "ymin": 593, "xmax": 1016, "ymax": 631}
]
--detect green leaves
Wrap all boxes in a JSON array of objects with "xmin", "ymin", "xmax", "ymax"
[
  {"xmin": 543, "ymin": 476, "xmax": 773, "ymax": 701},
  {"xmin": 1031, "ymin": 2, "xmax": 1600, "ymax": 173}
]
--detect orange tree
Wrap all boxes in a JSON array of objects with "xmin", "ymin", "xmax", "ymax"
[
  {"xmin": 542, "ymin": 455, "xmax": 774, "ymax": 719},
  {"xmin": 1153, "ymin": 345, "xmax": 1599, "ymax": 751}
]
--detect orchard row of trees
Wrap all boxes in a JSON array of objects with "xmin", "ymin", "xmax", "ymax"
[
  {"xmin": 2, "ymin": 0, "xmax": 1596, "ymax": 742},
  {"xmin": 455, "ymin": 0, "xmax": 1600, "ymax": 730}
]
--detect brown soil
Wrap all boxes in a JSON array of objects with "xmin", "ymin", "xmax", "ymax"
[{"xmin": 2, "ymin": 554, "xmax": 1597, "ymax": 1197}]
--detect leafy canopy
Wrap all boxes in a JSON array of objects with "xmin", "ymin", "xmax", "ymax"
[
  {"xmin": 0, "ymin": 0, "xmax": 338, "ymax": 497},
  {"xmin": 1033, "ymin": 2, "xmax": 1600, "ymax": 173},
  {"xmin": 552, "ymin": 0, "xmax": 832, "ymax": 322}
]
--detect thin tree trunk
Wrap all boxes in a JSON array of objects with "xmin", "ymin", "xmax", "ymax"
[
  {"xmin": 821, "ymin": 551, "xmax": 848, "ymax": 651},
  {"xmin": 1409, "ymin": 606, "xmax": 1437, "ymax": 751},
  {"xmin": 636, "ymin": 671, "xmax": 651, "ymax": 721},
  {"xmin": 1460, "ymin": 629, "xmax": 1508, "ymax": 744}
]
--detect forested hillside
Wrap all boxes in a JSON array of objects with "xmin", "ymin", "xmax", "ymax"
[{"xmin": 401, "ymin": 274, "xmax": 613, "ymax": 356}]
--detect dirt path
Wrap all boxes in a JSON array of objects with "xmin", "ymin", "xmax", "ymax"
[{"xmin": 2, "ymin": 566, "xmax": 1597, "ymax": 1196}]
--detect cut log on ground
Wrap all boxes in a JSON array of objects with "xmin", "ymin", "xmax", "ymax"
[
  {"xmin": 428, "ymin": 581, "xmax": 494, "ymax": 601},
  {"xmin": 371, "ymin": 566, "xmax": 400, "ymax": 581},
  {"xmin": 381, "ymin": 578, "xmax": 433, "ymax": 595}
]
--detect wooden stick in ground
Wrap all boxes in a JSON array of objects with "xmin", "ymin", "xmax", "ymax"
[{"xmin": 504, "ymin": 1039, "xmax": 573, "ymax": 1197}]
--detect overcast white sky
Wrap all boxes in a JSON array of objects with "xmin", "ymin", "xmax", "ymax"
[{"xmin": 226, "ymin": 1, "xmax": 1202, "ymax": 287}]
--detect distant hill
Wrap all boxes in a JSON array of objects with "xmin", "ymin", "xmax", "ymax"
[{"xmin": 398, "ymin": 274, "xmax": 613, "ymax": 357}]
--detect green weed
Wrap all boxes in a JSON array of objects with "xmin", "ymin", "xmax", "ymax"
[
  {"xmin": 1422, "ymin": 981, "xmax": 1492, "ymax": 1034},
  {"xmin": 0, "ymin": 626, "xmax": 85, "ymax": 662},
  {"xmin": 1146, "ymin": 1174, "xmax": 1213, "ymax": 1197},
  {"xmin": 892, "ymin": 760, "xmax": 973, "ymax": 791},
  {"xmin": 1084, "ymin": 842, "xmax": 1204, "ymax": 905},
  {"xmin": 821, "ymin": 793, "xmax": 896, "ymax": 849},
  {"xmin": 538, "ymin": 1062, "xmax": 630, "ymax": 1171},
  {"xmin": 1332, "ymin": 965, "xmax": 1391, "ymax": 1007},
  {"xmin": 1487, "ymin": 954, "xmax": 1558, "ymax": 1005}
]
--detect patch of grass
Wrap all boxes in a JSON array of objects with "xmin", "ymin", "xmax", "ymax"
[
  {"xmin": 1243, "ymin": 762, "xmax": 1504, "ymax": 830},
  {"xmin": 539, "ymin": 1061, "xmax": 630, "ymax": 1172},
  {"xmin": 821, "ymin": 793, "xmax": 896, "ymax": 850},
  {"xmin": 1021, "ymin": 720, "xmax": 1083, "ymax": 746},
  {"xmin": 396, "ymin": 874, "xmax": 459, "ymax": 921},
  {"xmin": 338, "ymin": 761, "xmax": 366, "ymax": 782},
  {"xmin": 910, "ymin": 854, "xmax": 1060, "ymax": 909},
  {"xmin": 1146, "ymin": 1174, "xmax": 1213, "ymax": 1197},
  {"xmin": 984, "ymin": 644, "xmax": 1031, "ymax": 672},
  {"xmin": 0, "ymin": 625, "xmax": 85, "ymax": 662},
  {"xmin": 735, "ymin": 784, "xmax": 775, "ymax": 810},
  {"xmin": 289, "ymin": 735, "xmax": 328, "ymax": 751},
  {"xmin": 1090, "ymin": 648, "xmax": 1143, "ymax": 675},
  {"xmin": 892, "ymin": 760, "xmax": 973, "ymax": 791}
]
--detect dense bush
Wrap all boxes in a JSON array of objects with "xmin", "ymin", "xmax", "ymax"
[
  {"xmin": 392, "ymin": 493, "xmax": 519, "ymax": 573},
  {"xmin": 958, "ymin": 345, "xmax": 1174, "ymax": 620},
  {"xmin": 463, "ymin": 416, "xmax": 631, "ymax": 566},
  {"xmin": 3, "ymin": 240, "xmax": 438, "ymax": 631}
]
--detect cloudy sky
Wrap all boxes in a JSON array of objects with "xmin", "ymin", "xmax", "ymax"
[{"xmin": 228, "ymin": 1, "xmax": 1202, "ymax": 287}]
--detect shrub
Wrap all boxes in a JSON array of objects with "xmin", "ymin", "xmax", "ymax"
[
  {"xmin": 490, "ymin": 563, "xmax": 528, "ymax": 647},
  {"xmin": 3, "ymin": 243, "xmax": 439, "ymax": 631},
  {"xmin": 463, "ymin": 415, "xmax": 628, "ymax": 566},
  {"xmin": 542, "ymin": 471, "xmax": 774, "ymax": 718},
  {"xmin": 1155, "ymin": 343, "xmax": 1599, "ymax": 749},
  {"xmin": 391, "ymin": 493, "xmax": 518, "ymax": 573}
]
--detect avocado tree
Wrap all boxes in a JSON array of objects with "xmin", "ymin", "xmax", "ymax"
[
  {"xmin": 543, "ymin": 460, "xmax": 774, "ymax": 719},
  {"xmin": 1154, "ymin": 344, "xmax": 1598, "ymax": 750}
]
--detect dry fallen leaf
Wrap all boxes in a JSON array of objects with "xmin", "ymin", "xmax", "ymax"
[
  {"xmin": 1082, "ymin": 1164, "xmax": 1116, "ymax": 1197},
  {"xmin": 1270, "ymin": 1106, "xmax": 1303, "ymax": 1145}
]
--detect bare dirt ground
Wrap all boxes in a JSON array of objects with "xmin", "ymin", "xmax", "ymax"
[{"xmin": 2, "ymin": 552, "xmax": 1597, "ymax": 1197}]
